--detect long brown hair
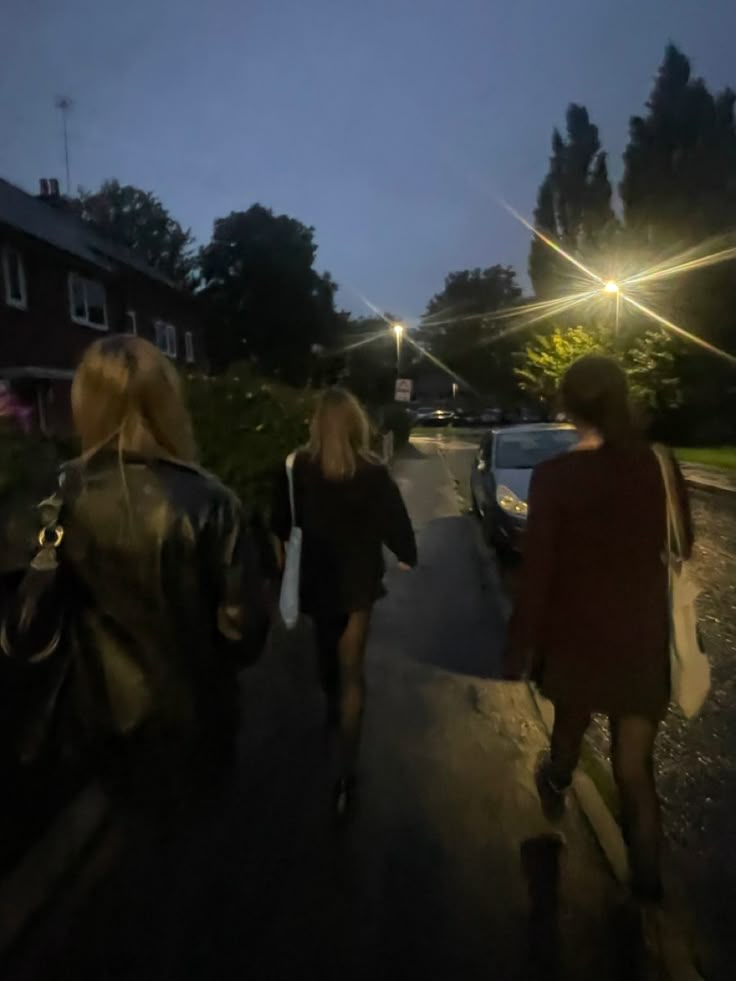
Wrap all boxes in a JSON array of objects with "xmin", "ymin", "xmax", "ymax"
[
  {"xmin": 72, "ymin": 334, "xmax": 196, "ymax": 462},
  {"xmin": 307, "ymin": 388, "xmax": 376, "ymax": 480},
  {"xmin": 560, "ymin": 355, "xmax": 637, "ymax": 447}
]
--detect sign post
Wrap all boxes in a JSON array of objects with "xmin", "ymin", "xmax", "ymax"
[{"xmin": 394, "ymin": 378, "xmax": 413, "ymax": 403}]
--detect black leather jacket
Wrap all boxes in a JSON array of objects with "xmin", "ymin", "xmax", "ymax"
[{"xmin": 6, "ymin": 452, "xmax": 270, "ymax": 760}]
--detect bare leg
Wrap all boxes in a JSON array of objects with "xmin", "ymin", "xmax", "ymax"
[{"xmin": 336, "ymin": 610, "xmax": 371, "ymax": 779}]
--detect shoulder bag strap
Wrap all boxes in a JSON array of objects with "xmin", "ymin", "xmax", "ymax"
[
  {"xmin": 652, "ymin": 444, "xmax": 683, "ymax": 560},
  {"xmin": 285, "ymin": 452, "xmax": 297, "ymax": 529}
]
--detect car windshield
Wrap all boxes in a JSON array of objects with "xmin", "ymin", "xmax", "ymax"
[{"xmin": 495, "ymin": 430, "xmax": 578, "ymax": 469}]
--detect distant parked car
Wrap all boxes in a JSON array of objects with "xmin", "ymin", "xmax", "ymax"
[
  {"xmin": 479, "ymin": 408, "xmax": 503, "ymax": 426},
  {"xmin": 452, "ymin": 408, "xmax": 480, "ymax": 427},
  {"xmin": 413, "ymin": 406, "xmax": 455, "ymax": 427},
  {"xmin": 470, "ymin": 423, "xmax": 579, "ymax": 553},
  {"xmin": 519, "ymin": 406, "xmax": 545, "ymax": 424}
]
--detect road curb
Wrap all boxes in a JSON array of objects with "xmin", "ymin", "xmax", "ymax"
[
  {"xmin": 684, "ymin": 476, "xmax": 736, "ymax": 498},
  {"xmin": 526, "ymin": 686, "xmax": 631, "ymax": 885}
]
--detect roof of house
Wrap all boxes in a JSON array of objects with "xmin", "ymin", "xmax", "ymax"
[{"xmin": 0, "ymin": 178, "xmax": 175, "ymax": 288}]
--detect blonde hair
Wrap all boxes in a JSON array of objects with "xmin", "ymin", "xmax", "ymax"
[
  {"xmin": 72, "ymin": 334, "xmax": 196, "ymax": 463},
  {"xmin": 308, "ymin": 388, "xmax": 376, "ymax": 480}
]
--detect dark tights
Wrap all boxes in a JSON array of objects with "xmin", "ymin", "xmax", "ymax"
[
  {"xmin": 548, "ymin": 705, "xmax": 663, "ymax": 903},
  {"xmin": 314, "ymin": 611, "xmax": 371, "ymax": 777}
]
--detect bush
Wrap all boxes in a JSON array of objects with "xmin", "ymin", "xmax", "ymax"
[
  {"xmin": 0, "ymin": 367, "xmax": 315, "ymax": 535},
  {"xmin": 186, "ymin": 364, "xmax": 315, "ymax": 514}
]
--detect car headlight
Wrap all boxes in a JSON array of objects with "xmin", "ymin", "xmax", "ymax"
[{"xmin": 496, "ymin": 485, "xmax": 528, "ymax": 517}]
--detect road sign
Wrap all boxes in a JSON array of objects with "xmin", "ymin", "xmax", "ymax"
[{"xmin": 394, "ymin": 378, "xmax": 413, "ymax": 403}]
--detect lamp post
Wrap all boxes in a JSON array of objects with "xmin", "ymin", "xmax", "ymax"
[
  {"xmin": 603, "ymin": 281, "xmax": 621, "ymax": 334},
  {"xmin": 392, "ymin": 322, "xmax": 405, "ymax": 378}
]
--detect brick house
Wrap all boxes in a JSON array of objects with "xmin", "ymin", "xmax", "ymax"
[{"xmin": 0, "ymin": 177, "xmax": 207, "ymax": 433}]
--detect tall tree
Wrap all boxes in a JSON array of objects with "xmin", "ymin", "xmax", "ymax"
[
  {"xmin": 77, "ymin": 180, "xmax": 195, "ymax": 285},
  {"xmin": 199, "ymin": 205, "xmax": 341, "ymax": 383},
  {"xmin": 620, "ymin": 45, "xmax": 736, "ymax": 436},
  {"xmin": 621, "ymin": 44, "xmax": 736, "ymax": 358},
  {"xmin": 529, "ymin": 105, "xmax": 616, "ymax": 298},
  {"xmin": 423, "ymin": 265, "xmax": 522, "ymax": 397},
  {"xmin": 621, "ymin": 45, "xmax": 736, "ymax": 241}
]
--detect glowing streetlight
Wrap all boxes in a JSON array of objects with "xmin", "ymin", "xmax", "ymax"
[
  {"xmin": 392, "ymin": 322, "xmax": 405, "ymax": 339},
  {"xmin": 603, "ymin": 281, "xmax": 619, "ymax": 294}
]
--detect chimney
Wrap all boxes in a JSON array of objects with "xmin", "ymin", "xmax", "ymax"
[{"xmin": 39, "ymin": 178, "xmax": 50, "ymax": 197}]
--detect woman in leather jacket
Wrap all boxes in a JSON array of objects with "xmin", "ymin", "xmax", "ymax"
[{"xmin": 9, "ymin": 335, "xmax": 271, "ymax": 804}]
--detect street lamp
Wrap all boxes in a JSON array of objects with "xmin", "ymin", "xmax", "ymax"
[{"xmin": 603, "ymin": 281, "xmax": 619, "ymax": 294}]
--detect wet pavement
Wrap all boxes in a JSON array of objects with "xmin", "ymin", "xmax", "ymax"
[{"xmin": 10, "ymin": 437, "xmax": 638, "ymax": 981}]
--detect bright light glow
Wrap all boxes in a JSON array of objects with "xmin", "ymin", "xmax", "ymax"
[
  {"xmin": 623, "ymin": 244, "xmax": 736, "ymax": 288},
  {"xmin": 496, "ymin": 485, "xmax": 528, "ymax": 517},
  {"xmin": 499, "ymin": 200, "xmax": 604, "ymax": 284},
  {"xmin": 500, "ymin": 199, "xmax": 736, "ymax": 365},
  {"xmin": 622, "ymin": 294, "xmax": 736, "ymax": 367},
  {"xmin": 393, "ymin": 322, "xmax": 405, "ymax": 338}
]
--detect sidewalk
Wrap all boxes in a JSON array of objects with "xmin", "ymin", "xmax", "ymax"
[{"xmin": 10, "ymin": 443, "xmax": 634, "ymax": 981}]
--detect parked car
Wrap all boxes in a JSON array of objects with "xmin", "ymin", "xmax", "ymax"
[
  {"xmin": 470, "ymin": 424, "xmax": 579, "ymax": 553},
  {"xmin": 413, "ymin": 406, "xmax": 455, "ymax": 427}
]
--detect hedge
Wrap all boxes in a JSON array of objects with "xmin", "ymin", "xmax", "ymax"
[
  {"xmin": 0, "ymin": 369, "xmax": 407, "ymax": 526},
  {"xmin": 186, "ymin": 366, "xmax": 315, "ymax": 513}
]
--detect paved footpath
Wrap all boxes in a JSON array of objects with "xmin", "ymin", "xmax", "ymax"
[{"xmin": 10, "ymin": 440, "xmax": 635, "ymax": 981}]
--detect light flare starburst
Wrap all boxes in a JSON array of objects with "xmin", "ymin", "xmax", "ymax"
[{"xmin": 498, "ymin": 200, "xmax": 736, "ymax": 367}]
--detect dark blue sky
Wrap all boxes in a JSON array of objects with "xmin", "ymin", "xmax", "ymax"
[{"xmin": 2, "ymin": 0, "xmax": 735, "ymax": 321}]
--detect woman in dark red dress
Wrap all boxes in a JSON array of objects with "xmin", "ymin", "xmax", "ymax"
[{"xmin": 506, "ymin": 355, "xmax": 693, "ymax": 911}]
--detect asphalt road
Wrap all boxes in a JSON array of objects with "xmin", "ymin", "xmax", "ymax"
[
  {"xmin": 12, "ymin": 436, "xmax": 637, "ymax": 981},
  {"xmin": 434, "ymin": 427, "xmax": 736, "ymax": 980}
]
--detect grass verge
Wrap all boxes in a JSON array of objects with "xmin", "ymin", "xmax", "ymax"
[{"xmin": 676, "ymin": 446, "xmax": 736, "ymax": 471}]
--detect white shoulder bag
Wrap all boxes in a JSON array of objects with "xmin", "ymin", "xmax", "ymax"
[
  {"xmin": 652, "ymin": 445, "xmax": 710, "ymax": 718},
  {"xmin": 279, "ymin": 452, "xmax": 302, "ymax": 630}
]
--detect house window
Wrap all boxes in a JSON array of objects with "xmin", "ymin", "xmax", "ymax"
[
  {"xmin": 155, "ymin": 320, "xmax": 178, "ymax": 357},
  {"xmin": 68, "ymin": 273, "xmax": 107, "ymax": 329},
  {"xmin": 184, "ymin": 331, "xmax": 195, "ymax": 364},
  {"xmin": 2, "ymin": 247, "xmax": 27, "ymax": 309},
  {"xmin": 125, "ymin": 310, "xmax": 137, "ymax": 335}
]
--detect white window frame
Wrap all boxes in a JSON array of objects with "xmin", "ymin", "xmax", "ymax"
[
  {"xmin": 155, "ymin": 320, "xmax": 178, "ymax": 358},
  {"xmin": 68, "ymin": 273, "xmax": 108, "ymax": 330},
  {"xmin": 184, "ymin": 331, "xmax": 195, "ymax": 364},
  {"xmin": 125, "ymin": 310, "xmax": 137, "ymax": 335},
  {"xmin": 2, "ymin": 247, "xmax": 27, "ymax": 310}
]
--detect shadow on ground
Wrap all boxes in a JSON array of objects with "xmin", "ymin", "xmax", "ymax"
[{"xmin": 386, "ymin": 514, "xmax": 508, "ymax": 680}]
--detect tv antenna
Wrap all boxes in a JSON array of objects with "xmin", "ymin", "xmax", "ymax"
[{"xmin": 55, "ymin": 96, "xmax": 74, "ymax": 194}]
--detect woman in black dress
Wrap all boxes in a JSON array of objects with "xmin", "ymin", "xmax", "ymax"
[{"xmin": 272, "ymin": 389, "xmax": 416, "ymax": 815}]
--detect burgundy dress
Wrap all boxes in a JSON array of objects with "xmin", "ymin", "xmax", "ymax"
[{"xmin": 507, "ymin": 443, "xmax": 693, "ymax": 720}]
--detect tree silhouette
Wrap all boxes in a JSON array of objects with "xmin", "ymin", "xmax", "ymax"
[
  {"xmin": 529, "ymin": 105, "xmax": 616, "ymax": 298},
  {"xmin": 78, "ymin": 180, "xmax": 195, "ymax": 285},
  {"xmin": 199, "ymin": 205, "xmax": 341, "ymax": 382}
]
